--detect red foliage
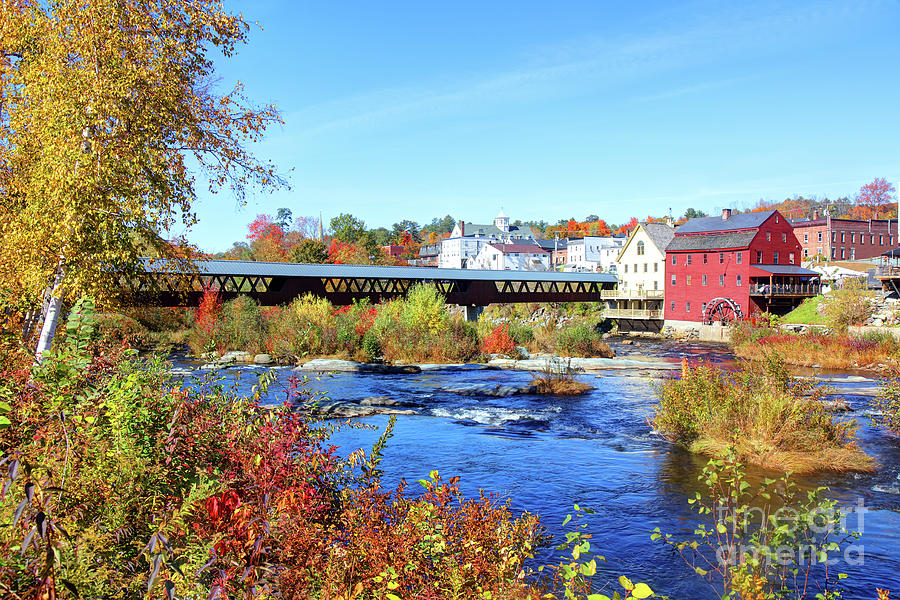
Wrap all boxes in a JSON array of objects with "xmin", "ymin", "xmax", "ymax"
[
  {"xmin": 616, "ymin": 217, "xmax": 639, "ymax": 236},
  {"xmin": 856, "ymin": 178, "xmax": 896, "ymax": 219},
  {"xmin": 482, "ymin": 324, "xmax": 517, "ymax": 356},
  {"xmin": 195, "ymin": 286, "xmax": 221, "ymax": 346}
]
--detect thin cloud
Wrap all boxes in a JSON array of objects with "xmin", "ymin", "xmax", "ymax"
[{"xmin": 283, "ymin": 1, "xmax": 873, "ymax": 139}]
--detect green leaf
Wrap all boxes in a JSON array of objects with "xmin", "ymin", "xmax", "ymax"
[
  {"xmin": 0, "ymin": 415, "xmax": 10, "ymax": 428},
  {"xmin": 587, "ymin": 595, "xmax": 610, "ymax": 600},
  {"xmin": 716, "ymin": 522, "xmax": 727, "ymax": 534},
  {"xmin": 631, "ymin": 583, "xmax": 654, "ymax": 599},
  {"xmin": 618, "ymin": 575, "xmax": 634, "ymax": 591},
  {"xmin": 386, "ymin": 595, "xmax": 401, "ymax": 600},
  {"xmin": 0, "ymin": 401, "xmax": 11, "ymax": 413}
]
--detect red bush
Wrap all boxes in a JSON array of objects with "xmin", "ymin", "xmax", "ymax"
[{"xmin": 482, "ymin": 324, "xmax": 517, "ymax": 356}]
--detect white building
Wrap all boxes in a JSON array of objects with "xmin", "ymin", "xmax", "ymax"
[
  {"xmin": 468, "ymin": 243, "xmax": 550, "ymax": 271},
  {"xmin": 565, "ymin": 236, "xmax": 626, "ymax": 272},
  {"xmin": 438, "ymin": 211, "xmax": 538, "ymax": 269},
  {"xmin": 615, "ymin": 222, "xmax": 675, "ymax": 291}
]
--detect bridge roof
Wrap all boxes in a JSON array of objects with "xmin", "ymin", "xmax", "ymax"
[{"xmin": 141, "ymin": 258, "xmax": 617, "ymax": 283}]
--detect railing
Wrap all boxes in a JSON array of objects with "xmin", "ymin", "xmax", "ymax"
[
  {"xmin": 600, "ymin": 289, "xmax": 665, "ymax": 300},
  {"xmin": 603, "ymin": 308, "xmax": 664, "ymax": 320},
  {"xmin": 748, "ymin": 283, "xmax": 821, "ymax": 296}
]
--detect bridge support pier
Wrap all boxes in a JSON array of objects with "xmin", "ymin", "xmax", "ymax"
[{"xmin": 461, "ymin": 305, "xmax": 484, "ymax": 322}]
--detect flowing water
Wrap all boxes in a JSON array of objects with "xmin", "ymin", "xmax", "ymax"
[{"xmin": 173, "ymin": 340, "xmax": 900, "ymax": 598}]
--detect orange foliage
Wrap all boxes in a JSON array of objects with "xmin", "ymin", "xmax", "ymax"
[{"xmin": 482, "ymin": 324, "xmax": 517, "ymax": 356}]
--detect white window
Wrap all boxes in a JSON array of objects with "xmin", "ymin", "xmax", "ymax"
[{"xmin": 736, "ymin": 274, "xmax": 742, "ymax": 286}]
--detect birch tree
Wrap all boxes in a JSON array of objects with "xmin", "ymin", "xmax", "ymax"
[{"xmin": 0, "ymin": 0, "xmax": 284, "ymax": 315}]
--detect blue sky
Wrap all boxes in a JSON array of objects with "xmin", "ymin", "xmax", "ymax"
[{"xmin": 186, "ymin": 0, "xmax": 900, "ymax": 252}]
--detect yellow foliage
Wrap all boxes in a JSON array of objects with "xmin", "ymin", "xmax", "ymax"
[{"xmin": 0, "ymin": 0, "xmax": 284, "ymax": 306}]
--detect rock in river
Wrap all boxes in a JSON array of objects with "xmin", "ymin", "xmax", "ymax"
[{"xmin": 294, "ymin": 359, "xmax": 421, "ymax": 374}]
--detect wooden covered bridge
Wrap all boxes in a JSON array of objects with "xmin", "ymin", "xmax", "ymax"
[{"xmin": 130, "ymin": 259, "xmax": 618, "ymax": 319}]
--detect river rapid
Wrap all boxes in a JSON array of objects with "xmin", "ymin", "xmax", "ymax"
[{"xmin": 172, "ymin": 339, "xmax": 900, "ymax": 598}]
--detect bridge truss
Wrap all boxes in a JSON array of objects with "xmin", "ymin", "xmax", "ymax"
[{"xmin": 128, "ymin": 259, "xmax": 617, "ymax": 307}]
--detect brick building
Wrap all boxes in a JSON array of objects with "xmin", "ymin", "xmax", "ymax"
[
  {"xmin": 791, "ymin": 214, "xmax": 897, "ymax": 261},
  {"xmin": 665, "ymin": 209, "xmax": 819, "ymax": 324}
]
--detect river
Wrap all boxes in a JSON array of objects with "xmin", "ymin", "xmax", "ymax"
[{"xmin": 173, "ymin": 339, "xmax": 900, "ymax": 598}]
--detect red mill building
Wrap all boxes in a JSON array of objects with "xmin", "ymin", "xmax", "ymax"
[
  {"xmin": 791, "ymin": 212, "xmax": 897, "ymax": 261},
  {"xmin": 664, "ymin": 209, "xmax": 820, "ymax": 325}
]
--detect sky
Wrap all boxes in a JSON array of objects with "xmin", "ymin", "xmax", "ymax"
[{"xmin": 186, "ymin": 0, "xmax": 900, "ymax": 252}]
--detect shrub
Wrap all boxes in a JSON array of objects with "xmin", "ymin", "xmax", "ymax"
[
  {"xmin": 544, "ymin": 322, "xmax": 613, "ymax": 358},
  {"xmin": 0, "ymin": 301, "xmax": 544, "ymax": 599},
  {"xmin": 822, "ymin": 281, "xmax": 874, "ymax": 332},
  {"xmin": 653, "ymin": 454, "xmax": 858, "ymax": 599},
  {"xmin": 187, "ymin": 286, "xmax": 222, "ymax": 355},
  {"xmin": 94, "ymin": 312, "xmax": 152, "ymax": 349},
  {"xmin": 530, "ymin": 358, "xmax": 594, "ymax": 395},
  {"xmin": 373, "ymin": 285, "xmax": 479, "ymax": 363},
  {"xmin": 873, "ymin": 377, "xmax": 900, "ymax": 436},
  {"xmin": 214, "ymin": 295, "xmax": 266, "ymax": 353},
  {"xmin": 653, "ymin": 355, "xmax": 874, "ymax": 473},
  {"xmin": 482, "ymin": 324, "xmax": 517, "ymax": 356}
]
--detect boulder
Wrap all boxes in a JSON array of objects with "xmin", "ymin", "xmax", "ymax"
[
  {"xmin": 294, "ymin": 359, "xmax": 421, "ymax": 374},
  {"xmin": 218, "ymin": 350, "xmax": 253, "ymax": 364},
  {"xmin": 820, "ymin": 399, "xmax": 852, "ymax": 413},
  {"xmin": 253, "ymin": 353, "xmax": 273, "ymax": 365}
]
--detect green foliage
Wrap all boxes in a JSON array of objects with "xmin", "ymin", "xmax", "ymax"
[
  {"xmin": 652, "ymin": 454, "xmax": 856, "ymax": 599},
  {"xmin": 542, "ymin": 323, "xmax": 613, "ymax": 358},
  {"xmin": 372, "ymin": 284, "xmax": 480, "ymax": 363},
  {"xmin": 215, "ymin": 295, "xmax": 266, "ymax": 354},
  {"xmin": 873, "ymin": 377, "xmax": 900, "ymax": 436},
  {"xmin": 330, "ymin": 212, "xmax": 367, "ymax": 243},
  {"xmin": 653, "ymin": 356, "xmax": 874, "ymax": 473},
  {"xmin": 94, "ymin": 312, "xmax": 152, "ymax": 349},
  {"xmin": 290, "ymin": 238, "xmax": 328, "ymax": 263},
  {"xmin": 543, "ymin": 505, "xmax": 656, "ymax": 600}
]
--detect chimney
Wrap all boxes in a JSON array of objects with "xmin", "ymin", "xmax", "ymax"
[
  {"xmin": 813, "ymin": 210, "xmax": 819, "ymax": 220},
  {"xmin": 459, "ymin": 220, "xmax": 465, "ymax": 236},
  {"xmin": 665, "ymin": 217, "xmax": 674, "ymax": 227},
  {"xmin": 721, "ymin": 208, "xmax": 732, "ymax": 220}
]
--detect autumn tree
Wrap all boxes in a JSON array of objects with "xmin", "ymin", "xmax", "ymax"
[
  {"xmin": 0, "ymin": 0, "xmax": 284, "ymax": 327},
  {"xmin": 853, "ymin": 177, "xmax": 896, "ymax": 220}
]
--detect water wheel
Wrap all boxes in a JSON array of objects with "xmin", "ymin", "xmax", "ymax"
[{"xmin": 703, "ymin": 297, "xmax": 743, "ymax": 324}]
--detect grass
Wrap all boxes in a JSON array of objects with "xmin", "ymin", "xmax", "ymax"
[
  {"xmin": 780, "ymin": 295, "xmax": 827, "ymax": 325},
  {"xmin": 730, "ymin": 319, "xmax": 900, "ymax": 372},
  {"xmin": 529, "ymin": 358, "xmax": 595, "ymax": 395},
  {"xmin": 653, "ymin": 354, "xmax": 875, "ymax": 474}
]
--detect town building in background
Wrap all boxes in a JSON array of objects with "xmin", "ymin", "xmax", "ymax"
[
  {"xmin": 791, "ymin": 212, "xmax": 897, "ymax": 261},
  {"xmin": 615, "ymin": 222, "xmax": 675, "ymax": 291},
  {"xmin": 468, "ymin": 243, "xmax": 551, "ymax": 271},
  {"xmin": 411, "ymin": 243, "xmax": 441, "ymax": 267},
  {"xmin": 534, "ymin": 238, "xmax": 568, "ymax": 269},
  {"xmin": 565, "ymin": 236, "xmax": 626, "ymax": 272},
  {"xmin": 438, "ymin": 211, "xmax": 538, "ymax": 269},
  {"xmin": 665, "ymin": 209, "xmax": 819, "ymax": 325}
]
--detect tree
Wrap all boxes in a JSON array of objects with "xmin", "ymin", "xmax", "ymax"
[
  {"xmin": 584, "ymin": 214, "xmax": 599, "ymax": 223},
  {"xmin": 275, "ymin": 207, "xmax": 293, "ymax": 229},
  {"xmin": 683, "ymin": 208, "xmax": 708, "ymax": 220},
  {"xmin": 290, "ymin": 239, "xmax": 328, "ymax": 264},
  {"xmin": 391, "ymin": 219, "xmax": 421, "ymax": 243},
  {"xmin": 854, "ymin": 177, "xmax": 896, "ymax": 220},
  {"xmin": 0, "ymin": 0, "xmax": 284, "ymax": 308},
  {"xmin": 422, "ymin": 215, "xmax": 456, "ymax": 237},
  {"xmin": 330, "ymin": 213, "xmax": 366, "ymax": 243}
]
